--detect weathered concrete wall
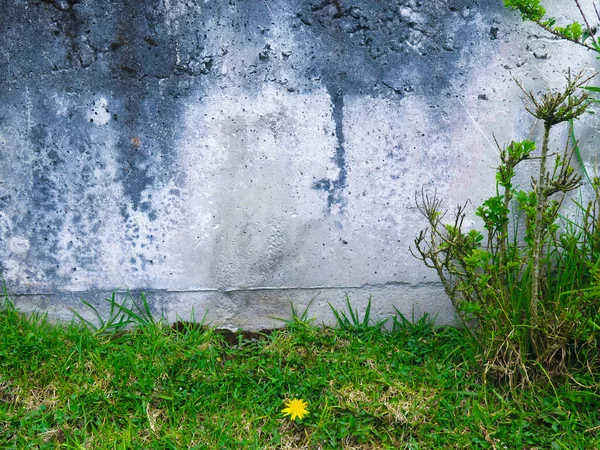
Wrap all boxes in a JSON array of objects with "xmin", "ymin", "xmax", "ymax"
[{"xmin": 1, "ymin": 0, "xmax": 598, "ymax": 329}]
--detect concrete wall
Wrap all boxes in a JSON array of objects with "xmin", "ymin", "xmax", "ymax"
[{"xmin": 1, "ymin": 0, "xmax": 598, "ymax": 329}]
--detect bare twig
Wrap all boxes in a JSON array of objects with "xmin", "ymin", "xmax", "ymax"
[{"xmin": 574, "ymin": 0, "xmax": 594, "ymax": 38}]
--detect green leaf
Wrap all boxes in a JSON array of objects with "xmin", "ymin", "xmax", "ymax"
[
  {"xmin": 504, "ymin": 0, "xmax": 546, "ymax": 22},
  {"xmin": 569, "ymin": 22, "xmax": 583, "ymax": 40},
  {"xmin": 555, "ymin": 22, "xmax": 584, "ymax": 41},
  {"xmin": 582, "ymin": 30, "xmax": 592, "ymax": 43},
  {"xmin": 507, "ymin": 140, "xmax": 536, "ymax": 161},
  {"xmin": 568, "ymin": 119, "xmax": 592, "ymax": 185}
]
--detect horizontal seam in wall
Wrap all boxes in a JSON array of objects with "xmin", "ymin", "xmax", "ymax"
[{"xmin": 7, "ymin": 281, "xmax": 442, "ymax": 296}]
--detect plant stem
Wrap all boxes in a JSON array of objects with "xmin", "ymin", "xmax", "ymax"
[
  {"xmin": 574, "ymin": 0, "xmax": 593, "ymax": 38},
  {"xmin": 498, "ymin": 176, "xmax": 512, "ymax": 301},
  {"xmin": 531, "ymin": 121, "xmax": 552, "ymax": 327}
]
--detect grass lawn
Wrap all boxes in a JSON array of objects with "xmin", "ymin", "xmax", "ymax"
[{"xmin": 0, "ymin": 297, "xmax": 599, "ymax": 449}]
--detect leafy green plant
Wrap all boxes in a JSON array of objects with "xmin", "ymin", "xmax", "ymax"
[
  {"xmin": 1, "ymin": 280, "xmax": 15, "ymax": 314},
  {"xmin": 391, "ymin": 308, "xmax": 438, "ymax": 364},
  {"xmin": 391, "ymin": 307, "xmax": 434, "ymax": 336},
  {"xmin": 412, "ymin": 71, "xmax": 600, "ymax": 386},
  {"xmin": 71, "ymin": 290, "xmax": 158, "ymax": 335},
  {"xmin": 329, "ymin": 295, "xmax": 388, "ymax": 331},
  {"xmin": 271, "ymin": 298, "xmax": 316, "ymax": 331}
]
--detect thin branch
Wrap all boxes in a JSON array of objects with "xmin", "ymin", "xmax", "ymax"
[
  {"xmin": 574, "ymin": 0, "xmax": 594, "ymax": 37},
  {"xmin": 534, "ymin": 19, "xmax": 597, "ymax": 52}
]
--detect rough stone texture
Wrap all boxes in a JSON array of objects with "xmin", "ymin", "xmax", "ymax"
[{"xmin": 1, "ymin": 0, "xmax": 599, "ymax": 329}]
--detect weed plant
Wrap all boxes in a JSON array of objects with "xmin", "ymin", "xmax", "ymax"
[
  {"xmin": 413, "ymin": 72, "xmax": 600, "ymax": 387},
  {"xmin": 1, "ymin": 295, "xmax": 600, "ymax": 448},
  {"xmin": 328, "ymin": 295, "xmax": 389, "ymax": 332}
]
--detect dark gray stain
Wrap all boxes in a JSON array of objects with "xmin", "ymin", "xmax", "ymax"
[
  {"xmin": 3, "ymin": 0, "xmax": 185, "ymax": 217},
  {"xmin": 292, "ymin": 0, "xmax": 501, "ymax": 98},
  {"xmin": 41, "ymin": 0, "xmax": 79, "ymax": 13},
  {"xmin": 22, "ymin": 119, "xmax": 65, "ymax": 283},
  {"xmin": 313, "ymin": 87, "xmax": 347, "ymax": 213},
  {"xmin": 295, "ymin": 0, "xmax": 502, "ymax": 215},
  {"xmin": 112, "ymin": 0, "xmax": 156, "ymax": 212},
  {"xmin": 0, "ymin": 0, "xmax": 192, "ymax": 287}
]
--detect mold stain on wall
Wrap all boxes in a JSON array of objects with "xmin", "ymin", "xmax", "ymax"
[{"xmin": 313, "ymin": 87, "xmax": 348, "ymax": 217}]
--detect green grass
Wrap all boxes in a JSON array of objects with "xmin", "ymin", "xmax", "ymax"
[{"xmin": 1, "ymin": 297, "xmax": 599, "ymax": 449}]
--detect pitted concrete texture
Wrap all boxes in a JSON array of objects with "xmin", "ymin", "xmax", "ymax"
[{"xmin": 1, "ymin": 0, "xmax": 598, "ymax": 329}]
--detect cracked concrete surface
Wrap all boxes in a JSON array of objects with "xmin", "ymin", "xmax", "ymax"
[{"xmin": 0, "ymin": 0, "xmax": 599, "ymax": 329}]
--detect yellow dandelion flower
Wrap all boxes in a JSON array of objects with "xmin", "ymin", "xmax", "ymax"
[{"xmin": 282, "ymin": 398, "xmax": 309, "ymax": 420}]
